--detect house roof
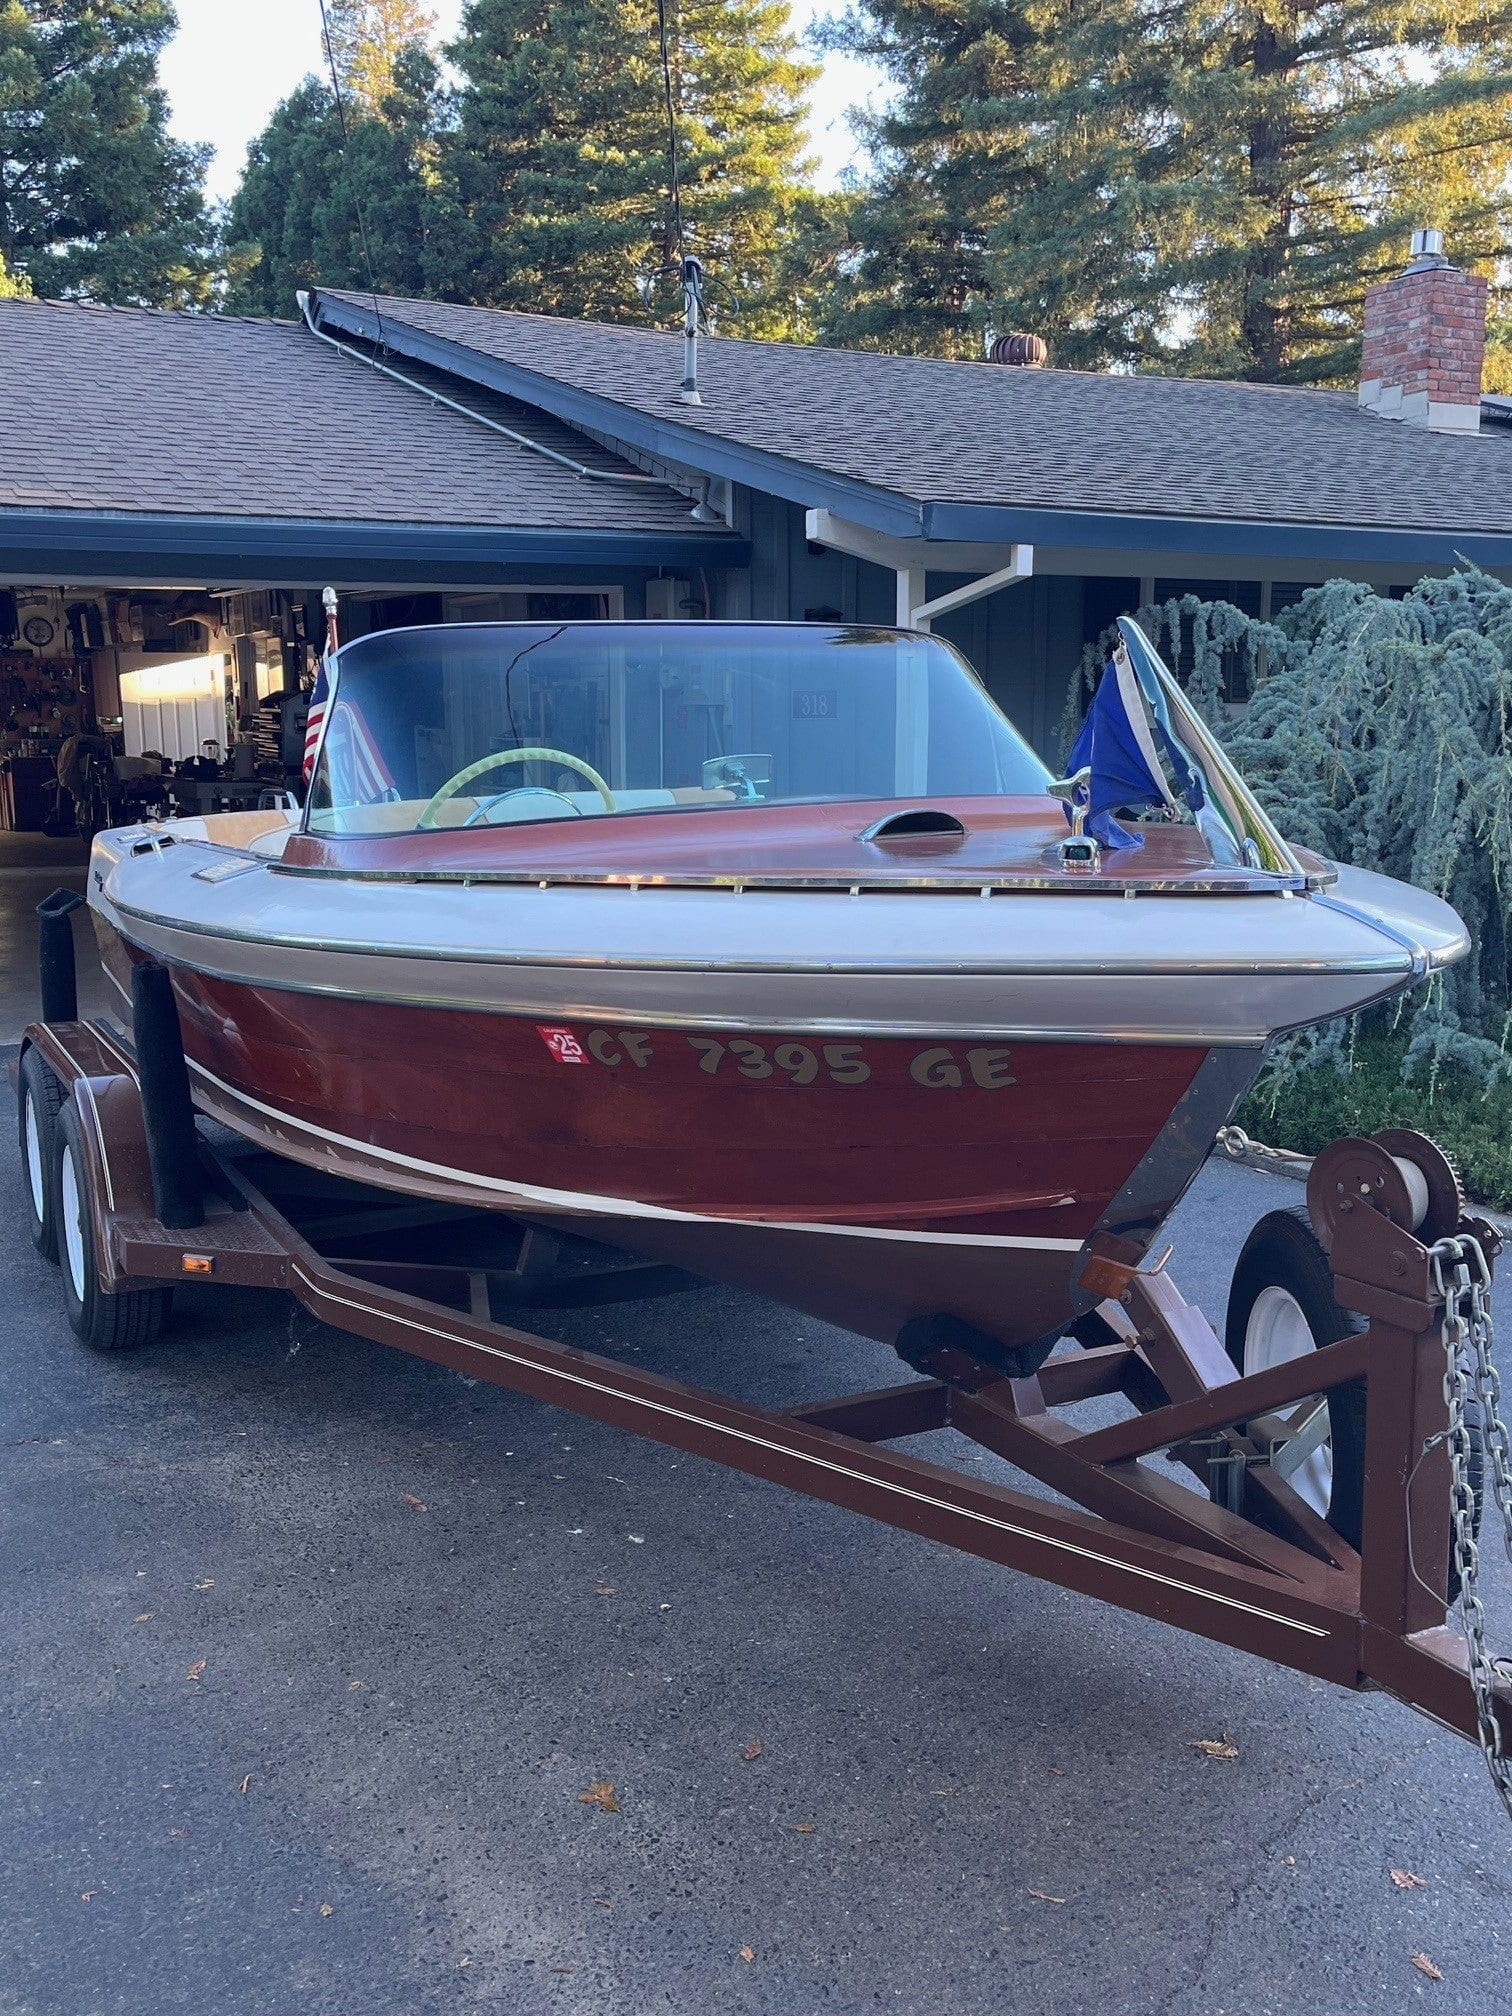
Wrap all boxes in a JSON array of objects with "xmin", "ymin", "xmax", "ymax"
[
  {"xmin": 313, "ymin": 288, "xmax": 1512, "ymax": 565},
  {"xmin": 0, "ymin": 296, "xmax": 720, "ymax": 533}
]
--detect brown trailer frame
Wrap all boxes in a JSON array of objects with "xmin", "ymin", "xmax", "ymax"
[{"xmin": 14, "ymin": 1013, "xmax": 1512, "ymax": 1780}]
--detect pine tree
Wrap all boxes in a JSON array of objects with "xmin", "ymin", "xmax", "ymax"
[
  {"xmin": 824, "ymin": 0, "xmax": 1512, "ymax": 384},
  {"xmin": 0, "ymin": 0, "xmax": 212, "ymax": 304},
  {"xmin": 814, "ymin": 0, "xmax": 1055, "ymax": 359},
  {"xmin": 433, "ymin": 0, "xmax": 825, "ymax": 336},
  {"xmin": 323, "ymin": 0, "xmax": 436, "ymax": 113},
  {"xmin": 226, "ymin": 44, "xmax": 443, "ymax": 317}
]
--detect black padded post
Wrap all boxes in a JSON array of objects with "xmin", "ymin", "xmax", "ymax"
[
  {"xmin": 130, "ymin": 961, "xmax": 205, "ymax": 1229},
  {"xmin": 36, "ymin": 888, "xmax": 86, "ymax": 1023}
]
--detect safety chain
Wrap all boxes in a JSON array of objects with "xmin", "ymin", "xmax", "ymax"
[{"xmin": 1431, "ymin": 1234, "xmax": 1512, "ymax": 1821}]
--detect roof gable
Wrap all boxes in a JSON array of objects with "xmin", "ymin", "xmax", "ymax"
[{"xmin": 0, "ymin": 296, "xmax": 721, "ymax": 540}]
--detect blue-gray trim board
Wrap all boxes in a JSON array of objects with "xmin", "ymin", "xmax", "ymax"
[{"xmin": 0, "ymin": 509, "xmax": 745, "ymax": 587}]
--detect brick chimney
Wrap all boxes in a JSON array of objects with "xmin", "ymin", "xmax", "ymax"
[{"xmin": 1359, "ymin": 229, "xmax": 1487, "ymax": 434}]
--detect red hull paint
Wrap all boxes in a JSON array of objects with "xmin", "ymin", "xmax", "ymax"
[{"xmin": 96, "ymin": 924, "xmax": 1207, "ymax": 1349}]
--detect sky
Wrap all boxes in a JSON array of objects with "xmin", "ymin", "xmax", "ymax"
[{"xmin": 159, "ymin": 0, "xmax": 883, "ymax": 208}]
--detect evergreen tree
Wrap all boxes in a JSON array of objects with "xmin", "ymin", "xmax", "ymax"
[
  {"xmin": 226, "ymin": 43, "xmax": 443, "ymax": 317},
  {"xmin": 434, "ymin": 0, "xmax": 825, "ymax": 335},
  {"xmin": 323, "ymin": 0, "xmax": 436, "ymax": 113},
  {"xmin": 823, "ymin": 0, "xmax": 1512, "ymax": 384},
  {"xmin": 811, "ymin": 0, "xmax": 1040, "ymax": 358},
  {"xmin": 0, "ymin": 0, "xmax": 212, "ymax": 304}
]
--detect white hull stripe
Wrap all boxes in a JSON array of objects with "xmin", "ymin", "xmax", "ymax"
[
  {"xmin": 295, "ymin": 1264, "xmax": 1330, "ymax": 1641},
  {"xmin": 183, "ymin": 1049, "xmax": 1086, "ymax": 1252}
]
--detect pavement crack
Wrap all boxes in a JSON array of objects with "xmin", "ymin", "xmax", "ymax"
[{"xmin": 1186, "ymin": 1728, "xmax": 1444, "ymax": 1995}]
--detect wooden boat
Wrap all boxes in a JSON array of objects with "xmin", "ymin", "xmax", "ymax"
[{"xmin": 84, "ymin": 617, "xmax": 1468, "ymax": 1371}]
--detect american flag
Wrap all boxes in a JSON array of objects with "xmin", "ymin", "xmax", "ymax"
[
  {"xmin": 301, "ymin": 653, "xmax": 329, "ymax": 787},
  {"xmin": 322, "ymin": 695, "xmax": 396, "ymax": 803},
  {"xmin": 301, "ymin": 635, "xmax": 395, "ymax": 803}
]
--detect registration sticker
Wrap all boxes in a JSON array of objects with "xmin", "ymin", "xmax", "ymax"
[{"xmin": 537, "ymin": 1025, "xmax": 586, "ymax": 1064}]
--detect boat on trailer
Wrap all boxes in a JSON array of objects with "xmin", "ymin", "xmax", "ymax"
[
  {"xmin": 14, "ymin": 613, "xmax": 1512, "ymax": 1821},
  {"xmin": 80, "ymin": 614, "xmax": 1467, "ymax": 1374}
]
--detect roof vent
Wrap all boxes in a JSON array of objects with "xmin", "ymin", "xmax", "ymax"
[
  {"xmin": 990, "ymin": 332, "xmax": 1047, "ymax": 368},
  {"xmin": 860, "ymin": 808, "xmax": 968, "ymax": 842}
]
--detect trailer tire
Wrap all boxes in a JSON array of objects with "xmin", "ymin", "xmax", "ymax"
[
  {"xmin": 1221, "ymin": 1207, "xmax": 1369, "ymax": 1548},
  {"xmin": 51, "ymin": 1096, "xmax": 168, "ymax": 1353},
  {"xmin": 1220, "ymin": 1206, "xmax": 1485, "ymax": 1591},
  {"xmin": 18, "ymin": 1047, "xmax": 65, "ymax": 1263}
]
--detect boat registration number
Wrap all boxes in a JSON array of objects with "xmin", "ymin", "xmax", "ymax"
[{"xmin": 537, "ymin": 1025, "xmax": 1016, "ymax": 1090}]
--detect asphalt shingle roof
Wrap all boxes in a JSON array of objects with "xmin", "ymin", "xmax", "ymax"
[
  {"xmin": 0, "ymin": 296, "xmax": 721, "ymax": 536},
  {"xmin": 321, "ymin": 289, "xmax": 1512, "ymax": 536}
]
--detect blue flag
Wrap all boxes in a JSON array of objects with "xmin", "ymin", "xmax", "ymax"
[{"xmin": 1063, "ymin": 642, "xmax": 1179, "ymax": 851}]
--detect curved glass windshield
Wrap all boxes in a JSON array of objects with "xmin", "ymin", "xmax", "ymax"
[{"xmin": 305, "ymin": 622, "xmax": 1050, "ymax": 835}]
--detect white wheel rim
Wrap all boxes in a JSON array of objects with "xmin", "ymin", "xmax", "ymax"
[
  {"xmin": 1243, "ymin": 1285, "xmax": 1332, "ymax": 1516},
  {"xmin": 60, "ymin": 1139, "xmax": 87, "ymax": 1304},
  {"xmin": 23, "ymin": 1090, "xmax": 45, "ymax": 1223}
]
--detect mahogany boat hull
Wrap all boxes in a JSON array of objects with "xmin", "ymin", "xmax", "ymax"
[
  {"xmin": 82, "ymin": 785, "xmax": 1468, "ymax": 1360},
  {"xmin": 91, "ymin": 913, "xmax": 1233, "ymax": 1354}
]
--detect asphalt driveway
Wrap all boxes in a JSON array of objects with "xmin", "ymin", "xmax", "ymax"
[{"xmin": 3, "ymin": 1070, "xmax": 1510, "ymax": 2016}]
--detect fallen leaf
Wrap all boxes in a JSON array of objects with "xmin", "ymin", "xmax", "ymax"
[
  {"xmin": 457, "ymin": 1956, "xmax": 471, "ymax": 1969},
  {"xmin": 1411, "ymin": 1952, "xmax": 1443, "ymax": 1982},
  {"xmin": 1028, "ymin": 1889, "xmax": 1067, "ymax": 1905},
  {"xmin": 1282, "ymin": 1855, "xmax": 1295, "ymax": 1867},
  {"xmin": 170, "ymin": 1828, "xmax": 189, "ymax": 1840},
  {"xmin": 578, "ymin": 1780, "xmax": 620, "ymax": 1814},
  {"xmin": 319, "ymin": 1903, "xmax": 334, "ymax": 1918},
  {"xmin": 133, "ymin": 1612, "xmax": 153, "ymax": 1624},
  {"xmin": 741, "ymin": 1738, "xmax": 764, "ymax": 1762},
  {"xmin": 186, "ymin": 1659, "xmax": 206, "ymax": 1683},
  {"xmin": 739, "ymin": 1946, "xmax": 755, "ymax": 1964},
  {"xmin": 80, "ymin": 1891, "xmax": 95, "ymax": 1903},
  {"xmin": 194, "ymin": 1579, "xmax": 214, "ymax": 1591},
  {"xmin": 792, "ymin": 1823, "xmax": 816, "ymax": 1835},
  {"xmin": 550, "ymin": 1966, "xmax": 576, "ymax": 1975},
  {"xmin": 1189, "ymin": 1736, "xmax": 1239, "ymax": 1762},
  {"xmin": 402, "ymin": 1493, "xmax": 428, "ymax": 1513},
  {"xmin": 1390, "ymin": 1867, "xmax": 1428, "ymax": 1891},
  {"xmin": 594, "ymin": 1897, "xmax": 612, "ymax": 1909},
  {"xmin": 595, "ymin": 1583, "xmax": 615, "ymax": 1597},
  {"xmin": 1049, "ymin": 1766, "xmax": 1065, "ymax": 1777},
  {"xmin": 238, "ymin": 1775, "xmax": 252, "ymax": 1796},
  {"xmin": 348, "ymin": 1680, "xmax": 364, "ymax": 1691}
]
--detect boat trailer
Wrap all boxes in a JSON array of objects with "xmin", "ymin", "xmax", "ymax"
[{"xmin": 13, "ymin": 921, "xmax": 1512, "ymax": 1822}]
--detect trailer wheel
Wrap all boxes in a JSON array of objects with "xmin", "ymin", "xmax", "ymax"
[
  {"xmin": 51, "ymin": 1096, "xmax": 168, "ymax": 1353},
  {"xmin": 18, "ymin": 1047, "xmax": 65, "ymax": 1263},
  {"xmin": 1220, "ymin": 1208, "xmax": 1368, "ymax": 1547}
]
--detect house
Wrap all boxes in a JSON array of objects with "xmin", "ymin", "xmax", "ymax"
[{"xmin": 1, "ymin": 234, "xmax": 1508, "ymax": 821}]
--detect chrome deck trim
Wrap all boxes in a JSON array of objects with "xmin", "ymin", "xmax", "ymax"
[{"xmin": 104, "ymin": 892, "xmax": 1409, "ymax": 983}]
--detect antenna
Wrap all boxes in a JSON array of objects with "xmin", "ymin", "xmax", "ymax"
[
  {"xmin": 679, "ymin": 255, "xmax": 705, "ymax": 406},
  {"xmin": 317, "ymin": 0, "xmax": 386, "ymax": 349},
  {"xmin": 654, "ymin": 0, "xmax": 709, "ymax": 406}
]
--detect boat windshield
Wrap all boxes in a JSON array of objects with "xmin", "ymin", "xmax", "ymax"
[{"xmin": 304, "ymin": 622, "xmax": 1051, "ymax": 835}]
